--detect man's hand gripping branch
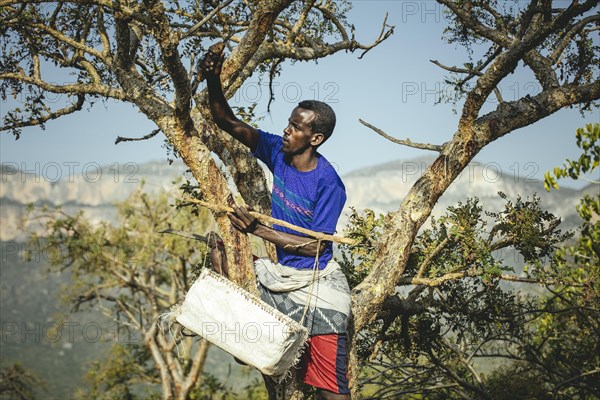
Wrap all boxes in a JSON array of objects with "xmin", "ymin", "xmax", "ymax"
[
  {"xmin": 228, "ymin": 206, "xmax": 327, "ymax": 258},
  {"xmin": 200, "ymin": 43, "xmax": 259, "ymax": 150}
]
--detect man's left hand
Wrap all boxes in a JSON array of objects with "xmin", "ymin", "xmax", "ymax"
[{"xmin": 228, "ymin": 206, "xmax": 260, "ymax": 234}]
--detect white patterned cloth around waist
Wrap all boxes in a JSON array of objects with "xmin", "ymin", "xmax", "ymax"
[{"xmin": 254, "ymin": 258, "xmax": 351, "ymax": 335}]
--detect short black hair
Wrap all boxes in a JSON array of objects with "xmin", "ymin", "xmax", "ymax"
[{"xmin": 297, "ymin": 100, "xmax": 336, "ymax": 142}]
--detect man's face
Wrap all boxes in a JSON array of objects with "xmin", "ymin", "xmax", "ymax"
[{"xmin": 282, "ymin": 107, "xmax": 323, "ymax": 155}]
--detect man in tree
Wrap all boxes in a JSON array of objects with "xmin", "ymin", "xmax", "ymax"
[{"xmin": 202, "ymin": 47, "xmax": 351, "ymax": 400}]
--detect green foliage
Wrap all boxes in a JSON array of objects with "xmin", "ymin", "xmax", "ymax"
[
  {"xmin": 491, "ymin": 187, "xmax": 600, "ymax": 398},
  {"xmin": 76, "ymin": 344, "xmax": 154, "ymax": 400},
  {"xmin": 339, "ymin": 207, "xmax": 385, "ymax": 288},
  {"xmin": 544, "ymin": 123, "xmax": 600, "ymax": 191},
  {"xmin": 239, "ymin": 378, "xmax": 270, "ymax": 400},
  {"xmin": 410, "ymin": 198, "xmax": 503, "ymax": 282},
  {"xmin": 0, "ymin": 363, "xmax": 46, "ymax": 400},
  {"xmin": 488, "ymin": 192, "xmax": 572, "ymax": 272},
  {"xmin": 484, "ymin": 367, "xmax": 554, "ymax": 400},
  {"xmin": 342, "ymin": 189, "xmax": 596, "ymax": 398},
  {"xmin": 189, "ymin": 372, "xmax": 235, "ymax": 400},
  {"xmin": 232, "ymin": 103, "xmax": 263, "ymax": 128},
  {"xmin": 26, "ymin": 186, "xmax": 212, "ymax": 309},
  {"xmin": 24, "ymin": 185, "xmax": 224, "ymax": 398},
  {"xmin": 439, "ymin": 2, "xmax": 599, "ymax": 111},
  {"xmin": 344, "ymin": 126, "xmax": 600, "ymax": 399}
]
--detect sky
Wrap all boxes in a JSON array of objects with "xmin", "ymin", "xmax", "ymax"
[{"xmin": 1, "ymin": 1, "xmax": 598, "ymax": 188}]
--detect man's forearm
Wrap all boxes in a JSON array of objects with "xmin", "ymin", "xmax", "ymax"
[
  {"xmin": 253, "ymin": 224, "xmax": 326, "ymax": 257},
  {"xmin": 204, "ymin": 72, "xmax": 258, "ymax": 149},
  {"xmin": 206, "ymin": 76, "xmax": 236, "ymax": 130}
]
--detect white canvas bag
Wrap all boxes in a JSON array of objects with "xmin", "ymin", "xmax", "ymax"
[{"xmin": 174, "ymin": 269, "xmax": 308, "ymax": 377}]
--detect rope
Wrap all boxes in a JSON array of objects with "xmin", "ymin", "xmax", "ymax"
[{"xmin": 300, "ymin": 239, "xmax": 322, "ymax": 329}]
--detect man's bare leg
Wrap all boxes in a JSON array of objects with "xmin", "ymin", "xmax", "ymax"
[
  {"xmin": 207, "ymin": 232, "xmax": 229, "ymax": 277},
  {"xmin": 318, "ymin": 390, "xmax": 350, "ymax": 400}
]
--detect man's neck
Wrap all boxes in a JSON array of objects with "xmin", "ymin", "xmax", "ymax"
[{"xmin": 288, "ymin": 151, "xmax": 319, "ymax": 172}]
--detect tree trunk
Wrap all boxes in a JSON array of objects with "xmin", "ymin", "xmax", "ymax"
[
  {"xmin": 263, "ymin": 371, "xmax": 305, "ymax": 400},
  {"xmin": 160, "ymin": 122, "xmax": 258, "ymax": 292}
]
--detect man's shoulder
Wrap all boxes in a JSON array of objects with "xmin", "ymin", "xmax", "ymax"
[
  {"xmin": 253, "ymin": 129, "xmax": 283, "ymax": 166},
  {"xmin": 257, "ymin": 129, "xmax": 282, "ymax": 145},
  {"xmin": 256, "ymin": 128, "xmax": 283, "ymax": 140},
  {"xmin": 317, "ymin": 154, "xmax": 345, "ymax": 189}
]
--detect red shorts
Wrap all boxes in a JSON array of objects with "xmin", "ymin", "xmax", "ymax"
[{"xmin": 300, "ymin": 334, "xmax": 350, "ymax": 394}]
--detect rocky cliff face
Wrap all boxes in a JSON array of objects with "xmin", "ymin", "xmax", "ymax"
[
  {"xmin": 0, "ymin": 157, "xmax": 589, "ymax": 242},
  {"xmin": 342, "ymin": 156, "xmax": 587, "ymax": 230},
  {"xmin": 0, "ymin": 161, "xmax": 188, "ymax": 241}
]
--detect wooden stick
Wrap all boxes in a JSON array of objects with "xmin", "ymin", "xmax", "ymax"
[
  {"xmin": 159, "ymin": 228, "xmax": 208, "ymax": 243},
  {"xmin": 183, "ymin": 198, "xmax": 356, "ymax": 245}
]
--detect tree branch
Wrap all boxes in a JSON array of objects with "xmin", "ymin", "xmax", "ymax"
[
  {"xmin": 155, "ymin": 329, "xmax": 183, "ymax": 383},
  {"xmin": 440, "ymin": 338, "xmax": 484, "ymax": 386},
  {"xmin": 285, "ymin": 0, "xmax": 317, "ymax": 46},
  {"xmin": 158, "ymin": 228, "xmax": 208, "ymax": 243},
  {"xmin": 181, "ymin": 0, "xmax": 236, "ymax": 40},
  {"xmin": 1, "ymin": 94, "xmax": 85, "ymax": 131},
  {"xmin": 550, "ymin": 13, "xmax": 600, "ymax": 64},
  {"xmin": 416, "ymin": 237, "xmax": 451, "ymax": 278},
  {"xmin": 352, "ymin": 74, "xmax": 598, "ymax": 328},
  {"xmin": 115, "ymin": 128, "xmax": 160, "ymax": 144},
  {"xmin": 515, "ymin": 0, "xmax": 541, "ymax": 40},
  {"xmin": 145, "ymin": 324, "xmax": 174, "ymax": 400},
  {"xmin": 212, "ymin": 4, "xmax": 392, "ymax": 97},
  {"xmin": 481, "ymin": 80, "xmax": 600, "ymax": 142},
  {"xmin": 455, "ymin": 46, "xmax": 503, "ymax": 88},
  {"xmin": 144, "ymin": 0, "xmax": 193, "ymax": 130},
  {"xmin": 523, "ymin": 49, "xmax": 560, "ymax": 90},
  {"xmin": 96, "ymin": 6, "xmax": 111, "ymax": 58},
  {"xmin": 112, "ymin": 18, "xmax": 173, "ymax": 121},
  {"xmin": 359, "ymin": 119, "xmax": 445, "ymax": 152},
  {"xmin": 0, "ymin": 72, "xmax": 125, "ymax": 99},
  {"xmin": 436, "ymin": 0, "xmax": 512, "ymax": 47},
  {"xmin": 427, "ymin": 348, "xmax": 492, "ymax": 400},
  {"xmin": 551, "ymin": 368, "xmax": 600, "ymax": 394},
  {"xmin": 430, "ymin": 58, "xmax": 504, "ymax": 103},
  {"xmin": 266, "ymin": 18, "xmax": 393, "ymax": 63},
  {"xmin": 218, "ymin": 0, "xmax": 295, "ymax": 92},
  {"xmin": 26, "ymin": 21, "xmax": 106, "ymax": 62},
  {"xmin": 399, "ymin": 270, "xmax": 586, "ymax": 287},
  {"xmin": 431, "ymin": 59, "xmax": 479, "ymax": 75},
  {"xmin": 441, "ymin": 0, "xmax": 598, "ymax": 129},
  {"xmin": 358, "ymin": 13, "xmax": 394, "ymax": 60},
  {"xmin": 0, "ymin": 0, "xmax": 110, "ymax": 8},
  {"xmin": 179, "ymin": 339, "xmax": 210, "ymax": 400},
  {"xmin": 314, "ymin": 3, "xmax": 348, "ymax": 42}
]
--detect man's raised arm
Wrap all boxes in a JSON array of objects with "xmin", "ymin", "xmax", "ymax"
[{"xmin": 201, "ymin": 47, "xmax": 259, "ymax": 151}]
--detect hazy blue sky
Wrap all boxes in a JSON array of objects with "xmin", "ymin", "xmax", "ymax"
[{"xmin": 1, "ymin": 1, "xmax": 598, "ymax": 188}]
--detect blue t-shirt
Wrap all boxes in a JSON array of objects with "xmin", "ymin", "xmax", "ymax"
[{"xmin": 253, "ymin": 129, "xmax": 346, "ymax": 270}]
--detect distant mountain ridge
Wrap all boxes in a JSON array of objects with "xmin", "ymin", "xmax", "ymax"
[
  {"xmin": 0, "ymin": 158, "xmax": 591, "ymax": 241},
  {"xmin": 0, "ymin": 161, "xmax": 188, "ymax": 241},
  {"xmin": 343, "ymin": 155, "xmax": 587, "ymax": 222}
]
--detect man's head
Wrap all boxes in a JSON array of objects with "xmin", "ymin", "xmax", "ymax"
[
  {"xmin": 297, "ymin": 100, "xmax": 336, "ymax": 143},
  {"xmin": 282, "ymin": 100, "xmax": 337, "ymax": 156}
]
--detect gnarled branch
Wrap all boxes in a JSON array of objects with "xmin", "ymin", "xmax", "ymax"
[
  {"xmin": 359, "ymin": 119, "xmax": 445, "ymax": 152},
  {"xmin": 1, "ymin": 94, "xmax": 85, "ymax": 132},
  {"xmin": 115, "ymin": 129, "xmax": 160, "ymax": 145}
]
